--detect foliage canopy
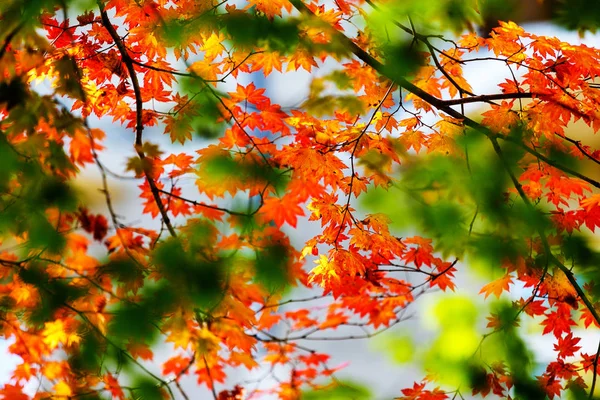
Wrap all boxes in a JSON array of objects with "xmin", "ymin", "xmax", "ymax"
[{"xmin": 2, "ymin": 0, "xmax": 600, "ymax": 399}]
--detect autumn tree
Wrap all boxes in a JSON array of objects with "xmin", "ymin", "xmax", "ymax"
[{"xmin": 2, "ymin": 0, "xmax": 600, "ymax": 399}]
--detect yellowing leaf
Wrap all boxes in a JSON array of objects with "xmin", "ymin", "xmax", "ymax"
[
  {"xmin": 42, "ymin": 320, "xmax": 80, "ymax": 350},
  {"xmin": 189, "ymin": 59, "xmax": 220, "ymax": 81},
  {"xmin": 201, "ymin": 33, "xmax": 226, "ymax": 62},
  {"xmin": 309, "ymin": 255, "xmax": 339, "ymax": 287},
  {"xmin": 53, "ymin": 381, "xmax": 72, "ymax": 397},
  {"xmin": 195, "ymin": 327, "xmax": 220, "ymax": 354},
  {"xmin": 166, "ymin": 327, "xmax": 192, "ymax": 350},
  {"xmin": 42, "ymin": 362, "xmax": 65, "ymax": 380}
]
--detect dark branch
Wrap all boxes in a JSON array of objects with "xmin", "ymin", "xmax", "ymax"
[{"xmin": 98, "ymin": 2, "xmax": 177, "ymax": 238}]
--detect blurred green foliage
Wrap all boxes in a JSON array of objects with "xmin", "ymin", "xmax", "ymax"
[
  {"xmin": 366, "ymin": 0, "xmax": 480, "ymax": 36},
  {"xmin": 554, "ymin": 0, "xmax": 600, "ymax": 34},
  {"xmin": 302, "ymin": 380, "xmax": 372, "ymax": 400},
  {"xmin": 373, "ymin": 333, "xmax": 415, "ymax": 364},
  {"xmin": 424, "ymin": 296, "xmax": 481, "ymax": 387},
  {"xmin": 152, "ymin": 233, "xmax": 225, "ymax": 310},
  {"xmin": 254, "ymin": 243, "xmax": 292, "ymax": 292},
  {"xmin": 19, "ymin": 262, "xmax": 87, "ymax": 325}
]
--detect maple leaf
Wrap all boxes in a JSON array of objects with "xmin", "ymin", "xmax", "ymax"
[
  {"xmin": 403, "ymin": 242, "xmax": 434, "ymax": 268},
  {"xmin": 541, "ymin": 304, "xmax": 577, "ymax": 338},
  {"xmin": 287, "ymin": 48, "xmax": 318, "ymax": 72},
  {"xmin": 252, "ymin": 51, "xmax": 283, "ymax": 76},
  {"xmin": 42, "ymin": 320, "xmax": 80, "ymax": 350},
  {"xmin": 0, "ymin": 384, "xmax": 29, "ymax": 400},
  {"xmin": 189, "ymin": 59, "xmax": 220, "ymax": 81},
  {"xmin": 309, "ymin": 255, "xmax": 339, "ymax": 288},
  {"xmin": 399, "ymin": 382, "xmax": 449, "ymax": 400},
  {"xmin": 430, "ymin": 269, "xmax": 456, "ymax": 292},
  {"xmin": 104, "ymin": 374, "xmax": 125, "ymax": 400},
  {"xmin": 319, "ymin": 311, "xmax": 348, "ymax": 329},
  {"xmin": 580, "ymin": 306, "xmax": 600, "ymax": 328},
  {"xmin": 260, "ymin": 195, "xmax": 305, "ymax": 228},
  {"xmin": 127, "ymin": 343, "xmax": 154, "ymax": 361},
  {"xmin": 217, "ymin": 385, "xmax": 245, "ymax": 400},
  {"xmin": 553, "ymin": 332, "xmax": 581, "ymax": 359},
  {"xmin": 228, "ymin": 352, "xmax": 259, "ymax": 370},
  {"xmin": 12, "ymin": 363, "xmax": 36, "ymax": 383},
  {"xmin": 164, "ymin": 114, "xmax": 193, "ymax": 144},
  {"xmin": 53, "ymin": 381, "xmax": 72, "ymax": 397},
  {"xmin": 538, "ymin": 373, "xmax": 562, "ymax": 400},
  {"xmin": 42, "ymin": 361, "xmax": 66, "ymax": 380},
  {"xmin": 515, "ymin": 298, "xmax": 547, "ymax": 317},
  {"xmin": 78, "ymin": 209, "xmax": 109, "ymax": 241},
  {"xmin": 69, "ymin": 128, "xmax": 105, "ymax": 166},
  {"xmin": 400, "ymin": 130, "xmax": 426, "ymax": 153},
  {"xmin": 163, "ymin": 355, "xmax": 193, "ymax": 376},
  {"xmin": 581, "ymin": 194, "xmax": 600, "ymax": 211},
  {"xmin": 228, "ymin": 83, "xmax": 269, "ymax": 107},
  {"xmin": 480, "ymin": 274, "xmax": 513, "ymax": 299},
  {"xmin": 201, "ymin": 32, "xmax": 226, "ymax": 62}
]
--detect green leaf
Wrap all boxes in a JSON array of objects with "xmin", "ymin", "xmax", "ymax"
[
  {"xmin": 381, "ymin": 42, "xmax": 426, "ymax": 80},
  {"xmin": 27, "ymin": 216, "xmax": 66, "ymax": 254},
  {"xmin": 109, "ymin": 302, "xmax": 159, "ymax": 344},
  {"xmin": 68, "ymin": 330, "xmax": 105, "ymax": 374},
  {"xmin": 554, "ymin": 0, "xmax": 600, "ymax": 34},
  {"xmin": 255, "ymin": 243, "xmax": 291, "ymax": 292},
  {"xmin": 19, "ymin": 263, "xmax": 86, "ymax": 324},
  {"xmin": 36, "ymin": 176, "xmax": 78, "ymax": 211},
  {"xmin": 221, "ymin": 13, "xmax": 300, "ymax": 53},
  {"xmin": 153, "ymin": 237, "xmax": 225, "ymax": 308},
  {"xmin": 132, "ymin": 378, "xmax": 165, "ymax": 400},
  {"xmin": 97, "ymin": 258, "xmax": 145, "ymax": 294},
  {"xmin": 302, "ymin": 95, "xmax": 365, "ymax": 117}
]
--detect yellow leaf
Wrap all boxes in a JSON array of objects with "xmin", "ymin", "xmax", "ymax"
[
  {"xmin": 300, "ymin": 245, "xmax": 313, "ymax": 260},
  {"xmin": 189, "ymin": 59, "xmax": 219, "ymax": 82},
  {"xmin": 229, "ymin": 351, "xmax": 259, "ymax": 370},
  {"xmin": 42, "ymin": 362, "xmax": 65, "ymax": 380},
  {"xmin": 307, "ymin": 200, "xmax": 322, "ymax": 219},
  {"xmin": 166, "ymin": 327, "xmax": 192, "ymax": 350},
  {"xmin": 195, "ymin": 326, "xmax": 220, "ymax": 354},
  {"xmin": 54, "ymin": 381, "xmax": 72, "ymax": 397},
  {"xmin": 42, "ymin": 320, "xmax": 80, "ymax": 350},
  {"xmin": 201, "ymin": 33, "xmax": 226, "ymax": 63},
  {"xmin": 309, "ymin": 255, "xmax": 339, "ymax": 287}
]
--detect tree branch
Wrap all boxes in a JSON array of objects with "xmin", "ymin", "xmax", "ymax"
[{"xmin": 98, "ymin": 2, "xmax": 177, "ymax": 238}]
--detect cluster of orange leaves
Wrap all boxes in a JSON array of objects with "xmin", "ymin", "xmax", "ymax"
[{"xmin": 0, "ymin": 0, "xmax": 600, "ymax": 399}]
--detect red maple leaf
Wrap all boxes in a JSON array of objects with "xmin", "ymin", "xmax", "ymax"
[{"xmin": 553, "ymin": 332, "xmax": 581, "ymax": 359}]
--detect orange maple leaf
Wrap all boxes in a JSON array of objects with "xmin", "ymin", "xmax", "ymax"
[
  {"xmin": 104, "ymin": 374, "xmax": 125, "ymax": 400},
  {"xmin": 260, "ymin": 195, "xmax": 305, "ymax": 228},
  {"xmin": 479, "ymin": 274, "xmax": 513, "ymax": 299}
]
